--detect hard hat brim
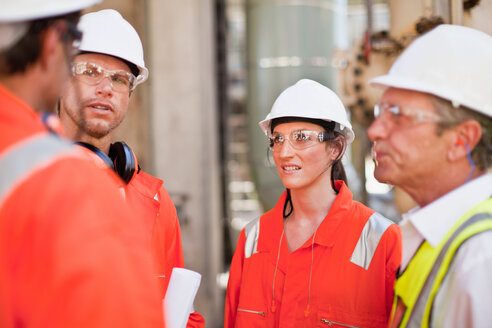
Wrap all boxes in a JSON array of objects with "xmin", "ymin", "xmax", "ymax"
[
  {"xmin": 369, "ymin": 25, "xmax": 492, "ymax": 119},
  {"xmin": 370, "ymin": 74, "xmax": 491, "ymax": 118},
  {"xmin": 0, "ymin": 0, "xmax": 101, "ymax": 23}
]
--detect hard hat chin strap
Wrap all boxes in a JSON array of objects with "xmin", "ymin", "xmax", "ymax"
[{"xmin": 283, "ymin": 189, "xmax": 293, "ymax": 219}]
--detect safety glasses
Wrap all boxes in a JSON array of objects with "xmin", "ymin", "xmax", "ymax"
[
  {"xmin": 52, "ymin": 19, "xmax": 83, "ymax": 59},
  {"xmin": 64, "ymin": 20, "xmax": 83, "ymax": 49},
  {"xmin": 71, "ymin": 61, "xmax": 137, "ymax": 92},
  {"xmin": 269, "ymin": 130, "xmax": 329, "ymax": 152},
  {"xmin": 374, "ymin": 102, "xmax": 444, "ymax": 126}
]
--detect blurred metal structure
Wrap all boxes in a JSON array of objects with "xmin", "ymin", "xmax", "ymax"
[
  {"xmin": 338, "ymin": 0, "xmax": 492, "ymax": 218},
  {"xmin": 246, "ymin": 0, "xmax": 349, "ymax": 211}
]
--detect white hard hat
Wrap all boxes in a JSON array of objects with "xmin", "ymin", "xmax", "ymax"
[
  {"xmin": 77, "ymin": 9, "xmax": 149, "ymax": 85},
  {"xmin": 370, "ymin": 24, "xmax": 492, "ymax": 118},
  {"xmin": 259, "ymin": 79, "xmax": 355, "ymax": 143},
  {"xmin": 0, "ymin": 0, "xmax": 100, "ymax": 22},
  {"xmin": 0, "ymin": 0, "xmax": 100, "ymax": 51}
]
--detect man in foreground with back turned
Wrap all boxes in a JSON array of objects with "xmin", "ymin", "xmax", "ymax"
[
  {"xmin": 367, "ymin": 24, "xmax": 492, "ymax": 327},
  {"xmin": 0, "ymin": 1, "xmax": 165, "ymax": 327}
]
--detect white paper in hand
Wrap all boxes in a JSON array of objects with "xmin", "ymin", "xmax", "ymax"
[{"xmin": 163, "ymin": 268, "xmax": 202, "ymax": 328}]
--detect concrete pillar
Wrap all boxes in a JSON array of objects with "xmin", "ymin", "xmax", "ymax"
[{"xmin": 147, "ymin": 0, "xmax": 223, "ymax": 327}]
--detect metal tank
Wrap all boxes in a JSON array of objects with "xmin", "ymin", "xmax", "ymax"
[{"xmin": 246, "ymin": 0, "xmax": 348, "ymax": 210}]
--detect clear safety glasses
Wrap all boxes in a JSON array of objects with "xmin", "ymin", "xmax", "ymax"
[
  {"xmin": 53, "ymin": 19, "xmax": 83, "ymax": 59},
  {"xmin": 57, "ymin": 20, "xmax": 83, "ymax": 49},
  {"xmin": 269, "ymin": 130, "xmax": 329, "ymax": 152},
  {"xmin": 71, "ymin": 62, "xmax": 137, "ymax": 92},
  {"xmin": 374, "ymin": 102, "xmax": 444, "ymax": 126}
]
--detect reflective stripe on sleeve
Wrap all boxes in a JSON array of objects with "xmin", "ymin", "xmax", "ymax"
[
  {"xmin": 244, "ymin": 216, "xmax": 260, "ymax": 258},
  {"xmin": 0, "ymin": 133, "xmax": 73, "ymax": 203},
  {"xmin": 350, "ymin": 212, "xmax": 393, "ymax": 270}
]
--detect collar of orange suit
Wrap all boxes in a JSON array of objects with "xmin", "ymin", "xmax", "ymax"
[
  {"xmin": 257, "ymin": 180, "xmax": 351, "ymax": 253},
  {"xmin": 127, "ymin": 169, "xmax": 163, "ymax": 199}
]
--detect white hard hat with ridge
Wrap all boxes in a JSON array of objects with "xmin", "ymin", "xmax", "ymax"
[
  {"xmin": 370, "ymin": 24, "xmax": 492, "ymax": 118},
  {"xmin": 77, "ymin": 9, "xmax": 149, "ymax": 85},
  {"xmin": 0, "ymin": 0, "xmax": 100, "ymax": 51},
  {"xmin": 259, "ymin": 79, "xmax": 355, "ymax": 143}
]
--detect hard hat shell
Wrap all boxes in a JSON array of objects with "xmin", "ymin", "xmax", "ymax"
[
  {"xmin": 0, "ymin": 0, "xmax": 100, "ymax": 22},
  {"xmin": 259, "ymin": 79, "xmax": 355, "ymax": 143},
  {"xmin": 77, "ymin": 9, "xmax": 149, "ymax": 85},
  {"xmin": 370, "ymin": 24, "xmax": 492, "ymax": 118}
]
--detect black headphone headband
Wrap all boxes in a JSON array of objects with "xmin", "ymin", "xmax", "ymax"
[
  {"xmin": 75, "ymin": 141, "xmax": 136, "ymax": 184},
  {"xmin": 75, "ymin": 142, "xmax": 114, "ymax": 169}
]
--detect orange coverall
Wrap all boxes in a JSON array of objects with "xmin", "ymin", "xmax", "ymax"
[
  {"xmin": 0, "ymin": 83, "xmax": 165, "ymax": 328},
  {"xmin": 76, "ymin": 143, "xmax": 205, "ymax": 326},
  {"xmin": 225, "ymin": 181, "xmax": 402, "ymax": 328},
  {"xmin": 125, "ymin": 169, "xmax": 205, "ymax": 327}
]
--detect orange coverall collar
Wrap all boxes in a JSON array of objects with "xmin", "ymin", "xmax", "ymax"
[{"xmin": 257, "ymin": 180, "xmax": 352, "ymax": 252}]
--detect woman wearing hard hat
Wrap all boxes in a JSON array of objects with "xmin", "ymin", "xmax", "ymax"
[{"xmin": 225, "ymin": 79, "xmax": 401, "ymax": 328}]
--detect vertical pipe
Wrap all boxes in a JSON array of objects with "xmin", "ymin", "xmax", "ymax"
[
  {"xmin": 450, "ymin": 0, "xmax": 463, "ymax": 25},
  {"xmin": 247, "ymin": 0, "xmax": 348, "ymax": 210},
  {"xmin": 366, "ymin": 0, "xmax": 373, "ymax": 33}
]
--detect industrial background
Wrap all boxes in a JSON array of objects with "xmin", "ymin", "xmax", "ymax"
[{"xmin": 85, "ymin": 0, "xmax": 492, "ymax": 326}]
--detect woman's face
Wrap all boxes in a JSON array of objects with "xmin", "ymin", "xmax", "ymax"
[{"xmin": 271, "ymin": 121, "xmax": 338, "ymax": 191}]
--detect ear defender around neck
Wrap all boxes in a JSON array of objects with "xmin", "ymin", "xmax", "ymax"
[
  {"xmin": 75, "ymin": 141, "xmax": 115, "ymax": 169},
  {"xmin": 75, "ymin": 141, "xmax": 138, "ymax": 184},
  {"xmin": 108, "ymin": 141, "xmax": 137, "ymax": 184}
]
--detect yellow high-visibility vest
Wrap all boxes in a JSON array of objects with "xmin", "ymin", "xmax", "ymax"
[{"xmin": 389, "ymin": 197, "xmax": 492, "ymax": 328}]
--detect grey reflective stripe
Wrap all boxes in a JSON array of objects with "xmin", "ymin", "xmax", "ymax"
[
  {"xmin": 0, "ymin": 134, "xmax": 73, "ymax": 203},
  {"xmin": 350, "ymin": 212, "xmax": 393, "ymax": 270},
  {"xmin": 244, "ymin": 216, "xmax": 260, "ymax": 258},
  {"xmin": 407, "ymin": 212, "xmax": 492, "ymax": 328}
]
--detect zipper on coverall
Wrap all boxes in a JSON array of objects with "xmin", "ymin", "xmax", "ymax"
[
  {"xmin": 237, "ymin": 308, "xmax": 266, "ymax": 317},
  {"xmin": 320, "ymin": 318, "xmax": 361, "ymax": 328}
]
